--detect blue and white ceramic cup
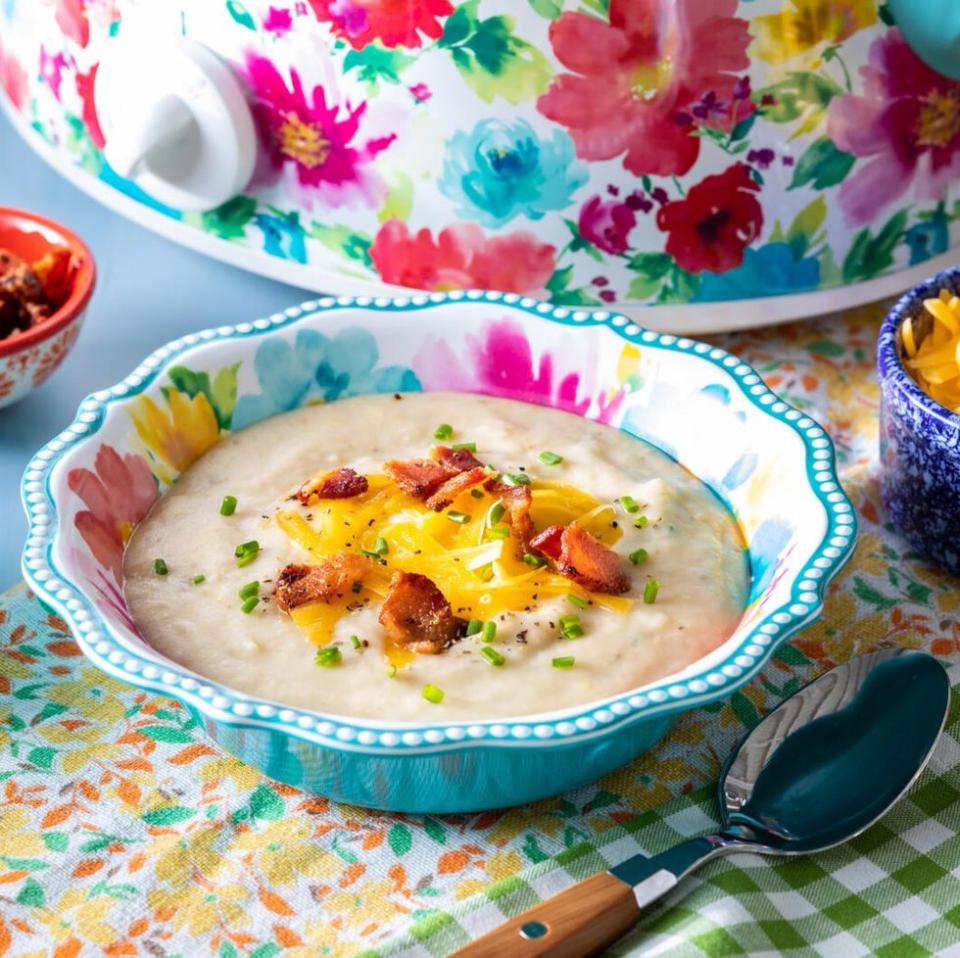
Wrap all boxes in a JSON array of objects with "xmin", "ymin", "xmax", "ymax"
[{"xmin": 879, "ymin": 268, "xmax": 960, "ymax": 575}]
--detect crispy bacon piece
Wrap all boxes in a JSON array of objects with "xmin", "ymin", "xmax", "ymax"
[
  {"xmin": 485, "ymin": 481, "xmax": 535, "ymax": 549},
  {"xmin": 557, "ymin": 524, "xmax": 630, "ymax": 595},
  {"xmin": 378, "ymin": 571, "xmax": 466, "ymax": 654},
  {"xmin": 424, "ymin": 466, "xmax": 488, "ymax": 511},
  {"xmin": 275, "ymin": 553, "xmax": 372, "ymax": 612},
  {"xmin": 384, "ymin": 457, "xmax": 454, "ymax": 499},
  {"xmin": 529, "ymin": 524, "xmax": 564, "ymax": 560},
  {"xmin": 297, "ymin": 467, "xmax": 368, "ymax": 504},
  {"xmin": 431, "ymin": 444, "xmax": 483, "ymax": 472}
]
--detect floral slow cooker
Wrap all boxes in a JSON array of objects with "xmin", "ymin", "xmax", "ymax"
[{"xmin": 1, "ymin": 0, "xmax": 958, "ymax": 332}]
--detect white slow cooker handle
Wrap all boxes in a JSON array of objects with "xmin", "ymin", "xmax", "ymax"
[{"xmin": 95, "ymin": 35, "xmax": 257, "ymax": 211}]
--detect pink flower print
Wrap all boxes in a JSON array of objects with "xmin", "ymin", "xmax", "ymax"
[
  {"xmin": 412, "ymin": 318, "xmax": 626, "ymax": 423},
  {"xmin": 244, "ymin": 53, "xmax": 397, "ymax": 208},
  {"xmin": 67, "ymin": 445, "xmax": 158, "ymax": 584},
  {"xmin": 263, "ymin": 6, "xmax": 294, "ymax": 35}
]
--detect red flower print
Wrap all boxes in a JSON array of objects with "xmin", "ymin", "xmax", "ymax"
[
  {"xmin": 369, "ymin": 220, "xmax": 556, "ymax": 295},
  {"xmin": 578, "ymin": 196, "xmax": 637, "ymax": 255},
  {"xmin": 409, "ymin": 82, "xmax": 432, "ymax": 103},
  {"xmin": 828, "ymin": 28, "xmax": 960, "ymax": 226},
  {"xmin": 67, "ymin": 445, "xmax": 158, "ymax": 583},
  {"xmin": 308, "ymin": 0, "xmax": 454, "ymax": 49},
  {"xmin": 0, "ymin": 40, "xmax": 28, "ymax": 111},
  {"xmin": 245, "ymin": 53, "xmax": 397, "ymax": 208},
  {"xmin": 55, "ymin": 0, "xmax": 90, "ymax": 47},
  {"xmin": 75, "ymin": 65, "xmax": 105, "ymax": 150},
  {"xmin": 537, "ymin": 0, "xmax": 752, "ymax": 177},
  {"xmin": 655, "ymin": 163, "xmax": 762, "ymax": 273}
]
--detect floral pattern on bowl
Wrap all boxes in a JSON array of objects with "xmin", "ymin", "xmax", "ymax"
[
  {"xmin": 1, "ymin": 0, "xmax": 958, "ymax": 311},
  {"xmin": 21, "ymin": 293, "xmax": 855, "ymax": 812}
]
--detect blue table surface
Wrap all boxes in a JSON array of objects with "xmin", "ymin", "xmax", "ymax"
[{"xmin": 0, "ymin": 112, "xmax": 306, "ymax": 589}]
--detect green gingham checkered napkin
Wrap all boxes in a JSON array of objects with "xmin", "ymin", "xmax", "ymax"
[{"xmin": 377, "ymin": 668, "xmax": 960, "ymax": 958}]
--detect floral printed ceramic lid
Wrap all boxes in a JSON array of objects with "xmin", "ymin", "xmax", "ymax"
[{"xmin": 1, "ymin": 0, "xmax": 959, "ymax": 330}]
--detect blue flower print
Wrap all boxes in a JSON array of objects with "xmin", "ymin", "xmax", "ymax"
[
  {"xmin": 905, "ymin": 206, "xmax": 948, "ymax": 266},
  {"xmin": 696, "ymin": 243, "xmax": 820, "ymax": 302},
  {"xmin": 256, "ymin": 211, "xmax": 307, "ymax": 263},
  {"xmin": 233, "ymin": 328, "xmax": 422, "ymax": 429},
  {"xmin": 439, "ymin": 119, "xmax": 587, "ymax": 229}
]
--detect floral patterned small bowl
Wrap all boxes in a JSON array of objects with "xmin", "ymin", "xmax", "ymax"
[
  {"xmin": 878, "ymin": 267, "xmax": 960, "ymax": 574},
  {"xmin": 21, "ymin": 294, "xmax": 855, "ymax": 813},
  {"xmin": 0, "ymin": 208, "xmax": 95, "ymax": 409}
]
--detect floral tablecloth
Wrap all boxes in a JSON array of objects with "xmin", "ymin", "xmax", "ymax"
[{"xmin": 2, "ymin": 301, "xmax": 959, "ymax": 957}]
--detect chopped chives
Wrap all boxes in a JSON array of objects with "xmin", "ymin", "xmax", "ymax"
[
  {"xmin": 634, "ymin": 515, "xmax": 649, "ymax": 529},
  {"xmin": 422, "ymin": 683, "xmax": 444, "ymax": 704},
  {"xmin": 629, "ymin": 548, "xmax": 649, "ymax": 566},
  {"xmin": 643, "ymin": 579, "xmax": 660, "ymax": 604},
  {"xmin": 470, "ymin": 488, "xmax": 485, "ymax": 499},
  {"xmin": 350, "ymin": 635, "xmax": 362, "ymax": 650},
  {"xmin": 234, "ymin": 540, "xmax": 260, "ymax": 568},
  {"xmin": 466, "ymin": 619, "xmax": 483, "ymax": 636},
  {"xmin": 505, "ymin": 472, "xmax": 531, "ymax": 486},
  {"xmin": 447, "ymin": 510, "xmax": 471, "ymax": 524},
  {"xmin": 191, "ymin": 574, "xmax": 206, "ymax": 586},
  {"xmin": 480, "ymin": 646, "xmax": 505, "ymax": 667},
  {"xmin": 619, "ymin": 495, "xmax": 640, "ymax": 514},
  {"xmin": 538, "ymin": 450, "xmax": 563, "ymax": 466},
  {"xmin": 373, "ymin": 536, "xmax": 389, "ymax": 555},
  {"xmin": 315, "ymin": 647, "xmax": 342, "ymax": 667},
  {"xmin": 523, "ymin": 553, "xmax": 546, "ymax": 567},
  {"xmin": 566, "ymin": 593, "xmax": 589, "ymax": 610},
  {"xmin": 480, "ymin": 621, "xmax": 497, "ymax": 643},
  {"xmin": 487, "ymin": 526, "xmax": 511, "ymax": 539},
  {"xmin": 238, "ymin": 580, "xmax": 259, "ymax": 600},
  {"xmin": 386, "ymin": 663, "xmax": 398, "ymax": 678},
  {"xmin": 434, "ymin": 423, "xmax": 453, "ymax": 440},
  {"xmin": 220, "ymin": 495, "xmax": 238, "ymax": 516},
  {"xmin": 489, "ymin": 503, "xmax": 506, "ymax": 524},
  {"xmin": 241, "ymin": 595, "xmax": 259, "ymax": 614},
  {"xmin": 452, "ymin": 441, "xmax": 477, "ymax": 452},
  {"xmin": 476, "ymin": 563, "xmax": 494, "ymax": 582},
  {"xmin": 552, "ymin": 656, "xmax": 575, "ymax": 669},
  {"xmin": 153, "ymin": 558, "xmax": 168, "ymax": 576},
  {"xmin": 559, "ymin": 614, "xmax": 584, "ymax": 639}
]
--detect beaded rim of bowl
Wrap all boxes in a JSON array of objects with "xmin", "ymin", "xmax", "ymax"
[{"xmin": 21, "ymin": 292, "xmax": 856, "ymax": 753}]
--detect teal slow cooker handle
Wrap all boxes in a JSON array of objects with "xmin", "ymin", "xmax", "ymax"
[{"xmin": 888, "ymin": 0, "xmax": 960, "ymax": 80}]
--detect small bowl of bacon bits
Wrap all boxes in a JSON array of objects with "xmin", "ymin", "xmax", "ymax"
[
  {"xmin": 878, "ymin": 267, "xmax": 960, "ymax": 574},
  {"xmin": 0, "ymin": 207, "xmax": 95, "ymax": 409}
]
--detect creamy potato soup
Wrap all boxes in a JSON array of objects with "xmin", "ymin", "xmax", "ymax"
[{"xmin": 124, "ymin": 393, "xmax": 747, "ymax": 721}]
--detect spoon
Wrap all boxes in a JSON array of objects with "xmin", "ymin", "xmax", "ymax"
[{"xmin": 455, "ymin": 648, "xmax": 949, "ymax": 958}]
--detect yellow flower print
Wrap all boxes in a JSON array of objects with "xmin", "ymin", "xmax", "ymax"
[
  {"xmin": 751, "ymin": 0, "xmax": 876, "ymax": 63},
  {"xmin": 232, "ymin": 818, "xmax": 339, "ymax": 885},
  {"xmin": 146, "ymin": 824, "xmax": 229, "ymax": 887},
  {"xmin": 147, "ymin": 880, "xmax": 251, "ymax": 937},
  {"xmin": 285, "ymin": 920, "xmax": 355, "ymax": 958},
  {"xmin": 46, "ymin": 677, "xmax": 127, "ymax": 725},
  {"xmin": 198, "ymin": 755, "xmax": 265, "ymax": 791},
  {"xmin": 130, "ymin": 389, "xmax": 220, "ymax": 483},
  {"xmin": 33, "ymin": 886, "xmax": 123, "ymax": 947},
  {"xmin": 0, "ymin": 807, "xmax": 47, "ymax": 858},
  {"xmin": 325, "ymin": 877, "xmax": 403, "ymax": 928}
]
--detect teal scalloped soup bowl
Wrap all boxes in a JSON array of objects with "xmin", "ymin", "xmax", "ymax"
[{"xmin": 20, "ymin": 294, "xmax": 855, "ymax": 813}]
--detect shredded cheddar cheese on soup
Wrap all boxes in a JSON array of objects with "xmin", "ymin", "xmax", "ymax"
[{"xmin": 276, "ymin": 474, "xmax": 632, "ymax": 654}]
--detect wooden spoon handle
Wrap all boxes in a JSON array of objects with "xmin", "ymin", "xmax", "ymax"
[{"xmin": 451, "ymin": 871, "xmax": 641, "ymax": 958}]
